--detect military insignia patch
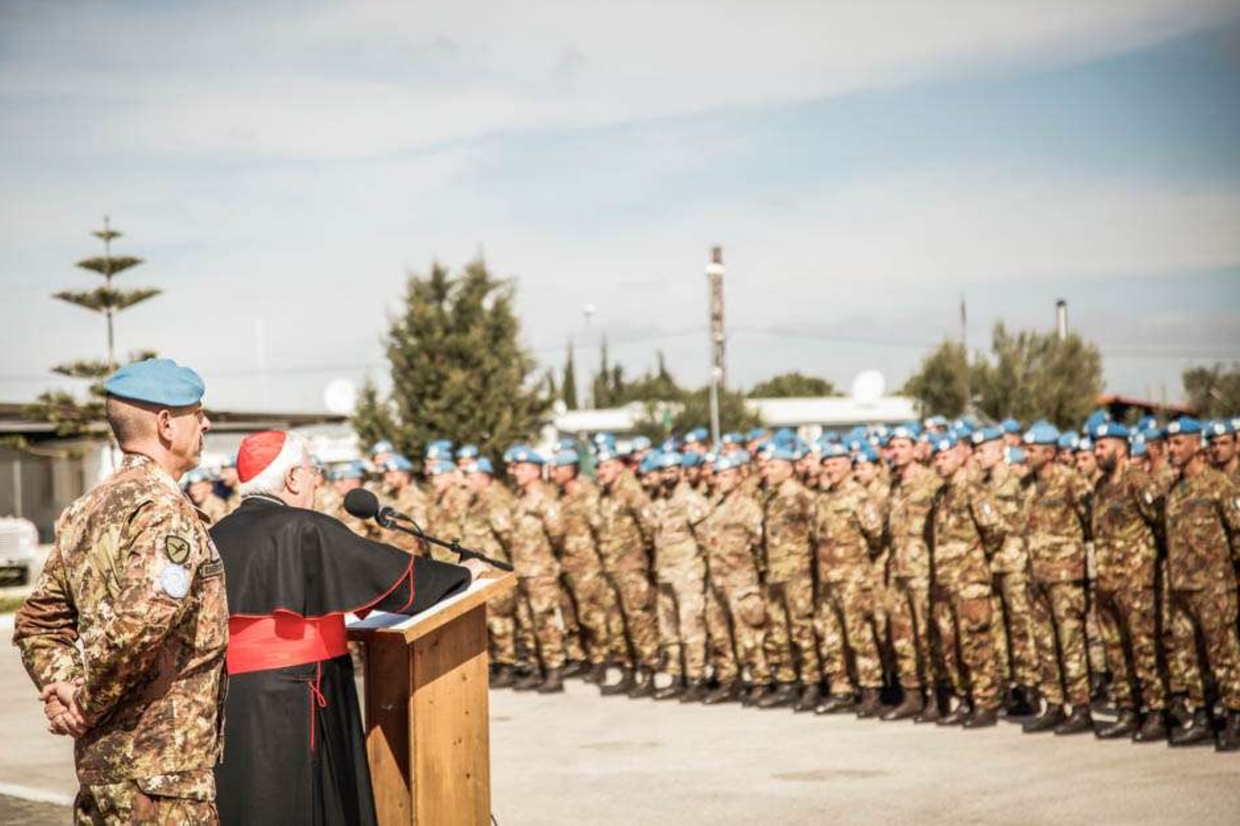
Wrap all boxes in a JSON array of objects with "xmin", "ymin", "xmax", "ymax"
[
  {"xmin": 164, "ymin": 535, "xmax": 192, "ymax": 565},
  {"xmin": 160, "ymin": 563, "xmax": 190, "ymax": 599}
]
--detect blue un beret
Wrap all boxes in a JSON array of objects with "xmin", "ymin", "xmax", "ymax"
[
  {"xmin": 1023, "ymin": 422, "xmax": 1061, "ymax": 445},
  {"xmin": 464, "ymin": 457, "xmax": 495, "ymax": 475},
  {"xmin": 1093, "ymin": 422, "xmax": 1129, "ymax": 441},
  {"xmin": 426, "ymin": 459, "xmax": 456, "ymax": 475},
  {"xmin": 971, "ymin": 426, "xmax": 1004, "ymax": 446},
  {"xmin": 681, "ymin": 451, "xmax": 704, "ymax": 469},
  {"xmin": 505, "ymin": 444, "xmax": 545, "ymax": 465},
  {"xmin": 550, "ymin": 449, "xmax": 580, "ymax": 467},
  {"xmin": 1205, "ymin": 419, "xmax": 1234, "ymax": 439},
  {"xmin": 382, "ymin": 454, "xmax": 414, "ymax": 473},
  {"xmin": 103, "ymin": 358, "xmax": 204, "ymax": 407},
  {"xmin": 1165, "ymin": 417, "xmax": 1203, "ymax": 437},
  {"xmin": 456, "ymin": 444, "xmax": 480, "ymax": 460}
]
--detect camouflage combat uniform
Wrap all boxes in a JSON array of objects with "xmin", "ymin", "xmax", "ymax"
[
  {"xmin": 650, "ymin": 479, "xmax": 711, "ymax": 681},
  {"xmin": 1164, "ymin": 466, "xmax": 1240, "ymax": 712},
  {"xmin": 930, "ymin": 469, "xmax": 1007, "ymax": 710},
  {"xmin": 510, "ymin": 482, "xmax": 567, "ymax": 670},
  {"xmin": 461, "ymin": 482, "xmax": 520, "ymax": 667},
  {"xmin": 886, "ymin": 464, "xmax": 942, "ymax": 692},
  {"xmin": 763, "ymin": 475, "xmax": 821, "ymax": 686},
  {"xmin": 981, "ymin": 460, "xmax": 1040, "ymax": 690},
  {"xmin": 1023, "ymin": 462, "xmax": 1093, "ymax": 708},
  {"xmin": 699, "ymin": 484, "xmax": 771, "ymax": 685},
  {"xmin": 814, "ymin": 476, "xmax": 885, "ymax": 696},
  {"xmin": 13, "ymin": 453, "xmax": 228, "ymax": 825},
  {"xmin": 1091, "ymin": 461, "xmax": 1165, "ymax": 713},
  {"xmin": 426, "ymin": 481, "xmax": 470, "ymax": 562},
  {"xmin": 597, "ymin": 471, "xmax": 660, "ymax": 671},
  {"xmin": 544, "ymin": 477, "xmax": 615, "ymax": 668}
]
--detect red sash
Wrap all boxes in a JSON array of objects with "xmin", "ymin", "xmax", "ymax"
[{"xmin": 226, "ymin": 614, "xmax": 348, "ymax": 675}]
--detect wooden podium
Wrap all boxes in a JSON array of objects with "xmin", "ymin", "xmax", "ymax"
[{"xmin": 347, "ymin": 573, "xmax": 516, "ymax": 826}]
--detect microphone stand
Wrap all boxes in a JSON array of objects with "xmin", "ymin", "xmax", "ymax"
[{"xmin": 377, "ymin": 509, "xmax": 515, "ymax": 572}]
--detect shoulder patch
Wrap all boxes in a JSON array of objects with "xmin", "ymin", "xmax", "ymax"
[
  {"xmin": 197, "ymin": 559, "xmax": 225, "ymax": 580},
  {"xmin": 160, "ymin": 563, "xmax": 190, "ymax": 599},
  {"xmin": 164, "ymin": 535, "xmax": 192, "ymax": 565}
]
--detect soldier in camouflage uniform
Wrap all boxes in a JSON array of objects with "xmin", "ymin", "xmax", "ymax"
[
  {"xmin": 1163, "ymin": 417, "xmax": 1240, "ymax": 750},
  {"xmin": 545, "ymin": 449, "xmax": 615, "ymax": 683},
  {"xmin": 928, "ymin": 435, "xmax": 1008, "ymax": 728},
  {"xmin": 973, "ymin": 427, "xmax": 1040, "ymax": 716},
  {"xmin": 1020, "ymin": 423, "xmax": 1095, "ymax": 735},
  {"xmin": 460, "ymin": 458, "xmax": 522, "ymax": 687},
  {"xmin": 378, "ymin": 455, "xmax": 429, "ymax": 551},
  {"xmin": 425, "ymin": 458, "xmax": 471, "ymax": 562},
  {"xmin": 647, "ymin": 452, "xmax": 712, "ymax": 701},
  {"xmin": 699, "ymin": 451, "xmax": 773, "ymax": 704},
  {"xmin": 813, "ymin": 444, "xmax": 886, "ymax": 717},
  {"xmin": 505, "ymin": 446, "xmax": 566, "ymax": 693},
  {"xmin": 758, "ymin": 445, "xmax": 822, "ymax": 711},
  {"xmin": 1087, "ymin": 422, "xmax": 1168, "ymax": 741},
  {"xmin": 595, "ymin": 449, "xmax": 661, "ymax": 697},
  {"xmin": 881, "ymin": 427, "xmax": 943, "ymax": 722},
  {"xmin": 185, "ymin": 467, "xmax": 229, "ymax": 525},
  {"xmin": 1207, "ymin": 419, "xmax": 1240, "ymax": 482},
  {"xmin": 13, "ymin": 359, "xmax": 227, "ymax": 825}
]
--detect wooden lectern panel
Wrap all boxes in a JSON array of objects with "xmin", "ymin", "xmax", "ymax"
[{"xmin": 366, "ymin": 636, "xmax": 413, "ymax": 824}]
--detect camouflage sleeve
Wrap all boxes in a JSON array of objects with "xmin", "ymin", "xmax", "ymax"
[
  {"xmin": 541, "ymin": 496, "xmax": 566, "ymax": 545},
  {"xmin": 73, "ymin": 504, "xmax": 202, "ymax": 726},
  {"xmin": 856, "ymin": 492, "xmax": 884, "ymax": 552},
  {"xmin": 1218, "ymin": 476, "xmax": 1240, "ymax": 557},
  {"xmin": 626, "ymin": 487, "xmax": 656, "ymax": 546},
  {"xmin": 1071, "ymin": 472, "xmax": 1093, "ymax": 536},
  {"xmin": 488, "ymin": 496, "xmax": 514, "ymax": 545},
  {"xmin": 12, "ymin": 541, "xmax": 83, "ymax": 690},
  {"xmin": 1131, "ymin": 472, "xmax": 1163, "ymax": 528},
  {"xmin": 969, "ymin": 485, "xmax": 1008, "ymax": 554}
]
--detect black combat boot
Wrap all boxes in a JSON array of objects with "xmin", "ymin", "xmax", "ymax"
[
  {"xmin": 654, "ymin": 676, "xmax": 686, "ymax": 701},
  {"xmin": 1022, "ymin": 703, "xmax": 1066, "ymax": 733},
  {"xmin": 1095, "ymin": 709, "xmax": 1139, "ymax": 739},
  {"xmin": 600, "ymin": 667, "xmax": 635, "ymax": 696},
  {"xmin": 490, "ymin": 664, "xmax": 516, "ymax": 689},
  {"xmin": 701, "ymin": 681, "xmax": 744, "ymax": 705},
  {"xmin": 1216, "ymin": 711, "xmax": 1240, "ymax": 752},
  {"xmin": 1169, "ymin": 709, "xmax": 1214, "ymax": 747},
  {"xmin": 793, "ymin": 684, "xmax": 823, "ymax": 713},
  {"xmin": 582, "ymin": 662, "xmax": 608, "ymax": 685},
  {"xmin": 1132, "ymin": 711, "xmax": 1168, "ymax": 743},
  {"xmin": 627, "ymin": 667, "xmax": 656, "ymax": 699},
  {"xmin": 560, "ymin": 660, "xmax": 585, "ymax": 678},
  {"xmin": 1054, "ymin": 705, "xmax": 1093, "ymax": 735},
  {"xmin": 513, "ymin": 668, "xmax": 544, "ymax": 692},
  {"xmin": 537, "ymin": 667, "xmax": 565, "ymax": 693},
  {"xmin": 881, "ymin": 689, "xmax": 923, "ymax": 721},
  {"xmin": 757, "ymin": 682, "xmax": 800, "ymax": 709},
  {"xmin": 680, "ymin": 680, "xmax": 708, "ymax": 703},
  {"xmin": 856, "ymin": 688, "xmax": 883, "ymax": 719},
  {"xmin": 1167, "ymin": 695, "xmax": 1192, "ymax": 728},
  {"xmin": 963, "ymin": 705, "xmax": 998, "ymax": 729},
  {"xmin": 1004, "ymin": 685, "xmax": 1037, "ymax": 718},
  {"xmin": 937, "ymin": 698, "xmax": 970, "ymax": 727},
  {"xmin": 914, "ymin": 691, "xmax": 942, "ymax": 724},
  {"xmin": 814, "ymin": 693, "xmax": 856, "ymax": 715}
]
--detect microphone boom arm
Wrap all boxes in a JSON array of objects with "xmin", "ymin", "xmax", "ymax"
[{"xmin": 377, "ymin": 508, "xmax": 514, "ymax": 572}]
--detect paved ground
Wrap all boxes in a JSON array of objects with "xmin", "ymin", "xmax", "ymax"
[{"xmin": 3, "ymin": 627, "xmax": 1237, "ymax": 825}]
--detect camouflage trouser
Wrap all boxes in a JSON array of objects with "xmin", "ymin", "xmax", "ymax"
[
  {"xmin": 1029, "ymin": 580, "xmax": 1090, "ymax": 707},
  {"xmin": 933, "ymin": 582, "xmax": 1000, "ymax": 709},
  {"xmin": 992, "ymin": 572, "xmax": 1040, "ymax": 688},
  {"xmin": 706, "ymin": 582, "xmax": 770, "ymax": 684},
  {"xmin": 1086, "ymin": 583, "xmax": 1107, "ymax": 684},
  {"xmin": 75, "ymin": 780, "xmax": 216, "ymax": 825},
  {"xmin": 657, "ymin": 573, "xmax": 708, "ymax": 679},
  {"xmin": 818, "ymin": 579, "xmax": 884, "ymax": 694},
  {"xmin": 887, "ymin": 578, "xmax": 933, "ymax": 690},
  {"xmin": 487, "ymin": 586, "xmax": 519, "ymax": 666},
  {"xmin": 1170, "ymin": 587, "xmax": 1240, "ymax": 711},
  {"xmin": 608, "ymin": 569, "xmax": 660, "ymax": 670},
  {"xmin": 562, "ymin": 571, "xmax": 615, "ymax": 666},
  {"xmin": 1096, "ymin": 587, "xmax": 1165, "ymax": 712},
  {"xmin": 518, "ymin": 574, "xmax": 566, "ymax": 669},
  {"xmin": 558, "ymin": 580, "xmax": 587, "ymax": 662},
  {"xmin": 763, "ymin": 578, "xmax": 822, "ymax": 685},
  {"xmin": 1159, "ymin": 559, "xmax": 1200, "ymax": 700}
]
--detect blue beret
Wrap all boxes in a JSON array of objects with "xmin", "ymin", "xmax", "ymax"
[
  {"xmin": 821, "ymin": 443, "xmax": 850, "ymax": 460},
  {"xmin": 772, "ymin": 427, "xmax": 796, "ymax": 446},
  {"xmin": 930, "ymin": 436, "xmax": 957, "ymax": 456},
  {"xmin": 748, "ymin": 428, "xmax": 769, "ymax": 442},
  {"xmin": 1023, "ymin": 422, "xmax": 1061, "ymax": 445},
  {"xmin": 595, "ymin": 446, "xmax": 622, "ymax": 464},
  {"xmin": 1093, "ymin": 422, "xmax": 1129, "ymax": 441},
  {"xmin": 554, "ymin": 437, "xmax": 577, "ymax": 452},
  {"xmin": 971, "ymin": 426, "xmax": 1004, "ymax": 446},
  {"xmin": 854, "ymin": 446, "xmax": 879, "ymax": 464},
  {"xmin": 630, "ymin": 436, "xmax": 652, "ymax": 452},
  {"xmin": 1076, "ymin": 436, "xmax": 1093, "ymax": 452},
  {"xmin": 332, "ymin": 461, "xmax": 365, "ymax": 481},
  {"xmin": 714, "ymin": 450, "xmax": 751, "ymax": 473},
  {"xmin": 550, "ymin": 449, "xmax": 580, "ymax": 467},
  {"xmin": 371, "ymin": 440, "xmax": 395, "ymax": 455},
  {"xmin": 505, "ymin": 444, "xmax": 545, "ymax": 465},
  {"xmin": 425, "ymin": 440, "xmax": 454, "ymax": 460},
  {"xmin": 820, "ymin": 429, "xmax": 840, "ymax": 443},
  {"xmin": 1000, "ymin": 418, "xmax": 1022, "ymax": 434},
  {"xmin": 924, "ymin": 415, "xmax": 948, "ymax": 430},
  {"xmin": 464, "ymin": 457, "xmax": 495, "ymax": 475},
  {"xmin": 103, "ymin": 358, "xmax": 204, "ymax": 407},
  {"xmin": 657, "ymin": 451, "xmax": 684, "ymax": 469},
  {"xmin": 661, "ymin": 437, "xmax": 682, "ymax": 453},
  {"xmin": 455, "ymin": 444, "xmax": 479, "ymax": 459},
  {"xmin": 1005, "ymin": 446, "xmax": 1027, "ymax": 465},
  {"xmin": 681, "ymin": 451, "xmax": 704, "ymax": 468},
  {"xmin": 1140, "ymin": 425, "xmax": 1165, "ymax": 443},
  {"xmin": 637, "ymin": 451, "xmax": 661, "ymax": 475},
  {"xmin": 1083, "ymin": 409, "xmax": 1110, "ymax": 433},
  {"xmin": 768, "ymin": 445, "xmax": 799, "ymax": 463},
  {"xmin": 1205, "ymin": 419, "xmax": 1235, "ymax": 439},
  {"xmin": 683, "ymin": 427, "xmax": 709, "ymax": 445},
  {"xmin": 382, "ymin": 454, "xmax": 414, "ymax": 473},
  {"xmin": 1057, "ymin": 431, "xmax": 1080, "ymax": 451},
  {"xmin": 426, "ymin": 459, "xmax": 456, "ymax": 475},
  {"xmin": 721, "ymin": 432, "xmax": 745, "ymax": 446},
  {"xmin": 1165, "ymin": 417, "xmax": 1203, "ymax": 436},
  {"xmin": 1137, "ymin": 415, "xmax": 1158, "ymax": 431},
  {"xmin": 1130, "ymin": 439, "xmax": 1148, "ymax": 458},
  {"xmin": 951, "ymin": 419, "xmax": 975, "ymax": 437},
  {"xmin": 888, "ymin": 425, "xmax": 918, "ymax": 443}
]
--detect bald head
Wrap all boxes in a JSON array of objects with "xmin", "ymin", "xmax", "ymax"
[{"xmin": 106, "ymin": 396, "xmax": 158, "ymax": 447}]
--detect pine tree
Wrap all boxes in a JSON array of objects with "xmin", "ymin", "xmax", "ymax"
[
  {"xmin": 561, "ymin": 340, "xmax": 579, "ymax": 410},
  {"xmin": 1183, "ymin": 364, "xmax": 1240, "ymax": 417},
  {"xmin": 902, "ymin": 340, "xmax": 972, "ymax": 419},
  {"xmin": 748, "ymin": 371, "xmax": 839, "ymax": 398},
  {"xmin": 26, "ymin": 219, "xmax": 161, "ymax": 436},
  {"xmin": 354, "ymin": 259, "xmax": 550, "ymax": 464}
]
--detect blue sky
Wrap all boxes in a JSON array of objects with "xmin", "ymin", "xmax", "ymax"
[{"xmin": 2, "ymin": 0, "xmax": 1239, "ymax": 413}]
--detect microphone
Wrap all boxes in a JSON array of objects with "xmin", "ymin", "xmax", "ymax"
[{"xmin": 342, "ymin": 487, "xmax": 514, "ymax": 572}]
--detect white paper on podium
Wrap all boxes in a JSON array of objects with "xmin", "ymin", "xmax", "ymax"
[{"xmin": 346, "ymin": 576, "xmax": 494, "ymax": 632}]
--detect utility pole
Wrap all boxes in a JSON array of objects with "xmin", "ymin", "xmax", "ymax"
[
  {"xmin": 960, "ymin": 293, "xmax": 971, "ymax": 416},
  {"xmin": 705, "ymin": 246, "xmax": 726, "ymax": 445},
  {"xmin": 1055, "ymin": 299, "xmax": 1068, "ymax": 341}
]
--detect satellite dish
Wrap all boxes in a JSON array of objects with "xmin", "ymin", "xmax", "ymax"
[
  {"xmin": 851, "ymin": 370, "xmax": 885, "ymax": 405},
  {"xmin": 324, "ymin": 378, "xmax": 357, "ymax": 415}
]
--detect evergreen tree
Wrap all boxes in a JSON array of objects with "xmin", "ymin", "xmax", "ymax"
[
  {"xmin": 353, "ymin": 259, "xmax": 550, "ymax": 464},
  {"xmin": 561, "ymin": 340, "xmax": 578, "ymax": 410},
  {"xmin": 1182, "ymin": 363, "xmax": 1240, "ymax": 418},
  {"xmin": 972, "ymin": 323, "xmax": 1103, "ymax": 428},
  {"xmin": 26, "ymin": 219, "xmax": 160, "ymax": 436},
  {"xmin": 670, "ymin": 386, "xmax": 761, "ymax": 436},
  {"xmin": 901, "ymin": 340, "xmax": 972, "ymax": 419},
  {"xmin": 748, "ymin": 371, "xmax": 838, "ymax": 398}
]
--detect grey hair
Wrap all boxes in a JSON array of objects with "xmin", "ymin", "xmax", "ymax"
[{"xmin": 237, "ymin": 431, "xmax": 310, "ymax": 498}]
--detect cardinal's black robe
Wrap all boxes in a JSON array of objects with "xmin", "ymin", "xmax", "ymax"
[{"xmin": 210, "ymin": 494, "xmax": 471, "ymax": 826}]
